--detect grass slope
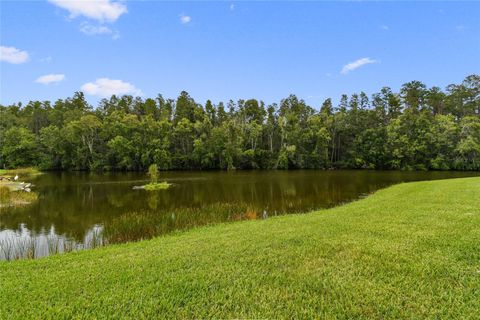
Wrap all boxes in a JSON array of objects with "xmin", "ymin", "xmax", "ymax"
[{"xmin": 1, "ymin": 178, "xmax": 480, "ymax": 319}]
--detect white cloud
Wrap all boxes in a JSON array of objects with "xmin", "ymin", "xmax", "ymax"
[
  {"xmin": 40, "ymin": 56, "xmax": 53, "ymax": 63},
  {"xmin": 380, "ymin": 25, "xmax": 389, "ymax": 31},
  {"xmin": 230, "ymin": 4, "xmax": 235, "ymax": 11},
  {"xmin": 180, "ymin": 14, "xmax": 191, "ymax": 24},
  {"xmin": 81, "ymin": 78, "xmax": 142, "ymax": 97},
  {"xmin": 80, "ymin": 22, "xmax": 111, "ymax": 34},
  {"xmin": 341, "ymin": 57, "xmax": 378, "ymax": 74},
  {"xmin": 80, "ymin": 22, "xmax": 119, "ymax": 39},
  {"xmin": 0, "ymin": 46, "xmax": 29, "ymax": 64},
  {"xmin": 48, "ymin": 0, "xmax": 127, "ymax": 22},
  {"xmin": 35, "ymin": 74, "xmax": 65, "ymax": 85}
]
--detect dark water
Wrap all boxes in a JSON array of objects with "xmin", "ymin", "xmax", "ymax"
[{"xmin": 1, "ymin": 170, "xmax": 479, "ymax": 259}]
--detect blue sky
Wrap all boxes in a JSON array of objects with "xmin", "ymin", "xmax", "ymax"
[{"xmin": 1, "ymin": 1, "xmax": 479, "ymax": 109}]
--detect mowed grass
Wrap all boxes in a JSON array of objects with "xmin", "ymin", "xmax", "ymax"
[{"xmin": 1, "ymin": 178, "xmax": 480, "ymax": 319}]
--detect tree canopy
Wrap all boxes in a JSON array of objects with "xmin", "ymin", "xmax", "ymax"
[{"xmin": 1, "ymin": 75, "xmax": 479, "ymax": 171}]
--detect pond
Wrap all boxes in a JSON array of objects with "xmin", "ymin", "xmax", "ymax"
[{"xmin": 1, "ymin": 170, "xmax": 479, "ymax": 260}]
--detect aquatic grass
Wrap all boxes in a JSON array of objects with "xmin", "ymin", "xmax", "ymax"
[
  {"xmin": 103, "ymin": 212, "xmax": 157, "ymax": 243},
  {"xmin": 104, "ymin": 203, "xmax": 319, "ymax": 245},
  {"xmin": 85, "ymin": 227, "xmax": 105, "ymax": 249},
  {"xmin": 0, "ymin": 186, "xmax": 11, "ymax": 205},
  {"xmin": 2, "ymin": 177, "xmax": 480, "ymax": 318},
  {"xmin": 103, "ymin": 203, "xmax": 253, "ymax": 243},
  {"xmin": 0, "ymin": 237, "xmax": 35, "ymax": 260},
  {"xmin": 0, "ymin": 232, "xmax": 105, "ymax": 261},
  {"xmin": 0, "ymin": 238, "xmax": 16, "ymax": 260},
  {"xmin": 0, "ymin": 186, "xmax": 38, "ymax": 210},
  {"xmin": 46, "ymin": 235, "xmax": 60, "ymax": 256}
]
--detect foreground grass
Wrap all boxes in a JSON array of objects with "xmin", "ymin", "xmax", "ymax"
[{"xmin": 1, "ymin": 178, "xmax": 480, "ymax": 319}]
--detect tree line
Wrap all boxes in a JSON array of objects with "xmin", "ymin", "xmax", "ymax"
[{"xmin": 1, "ymin": 75, "xmax": 479, "ymax": 171}]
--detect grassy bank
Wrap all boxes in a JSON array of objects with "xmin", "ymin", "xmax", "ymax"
[
  {"xmin": 0, "ymin": 167, "xmax": 39, "ymax": 209},
  {"xmin": 1, "ymin": 178, "xmax": 480, "ymax": 318},
  {"xmin": 0, "ymin": 167, "xmax": 41, "ymax": 177}
]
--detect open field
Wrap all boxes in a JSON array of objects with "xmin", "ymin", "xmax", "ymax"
[{"xmin": 1, "ymin": 177, "xmax": 480, "ymax": 318}]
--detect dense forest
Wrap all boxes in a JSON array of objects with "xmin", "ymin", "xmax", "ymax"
[{"xmin": 1, "ymin": 75, "xmax": 479, "ymax": 171}]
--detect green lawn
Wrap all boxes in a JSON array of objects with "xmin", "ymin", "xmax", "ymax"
[{"xmin": 1, "ymin": 177, "xmax": 480, "ymax": 319}]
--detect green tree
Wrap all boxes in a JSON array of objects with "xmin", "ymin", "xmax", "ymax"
[
  {"xmin": 64, "ymin": 115, "xmax": 103, "ymax": 170},
  {"xmin": 1, "ymin": 127, "xmax": 38, "ymax": 168},
  {"xmin": 1, "ymin": 75, "xmax": 479, "ymax": 172},
  {"xmin": 455, "ymin": 116, "xmax": 480, "ymax": 169}
]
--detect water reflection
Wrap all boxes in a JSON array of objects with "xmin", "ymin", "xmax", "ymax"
[
  {"xmin": 1, "ymin": 170, "xmax": 479, "ymax": 260},
  {"xmin": 0, "ymin": 224, "xmax": 103, "ymax": 260}
]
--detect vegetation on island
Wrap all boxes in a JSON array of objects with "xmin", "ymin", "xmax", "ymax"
[
  {"xmin": 1, "ymin": 75, "xmax": 479, "ymax": 172},
  {"xmin": 148, "ymin": 163, "xmax": 159, "ymax": 183},
  {"xmin": 132, "ymin": 164, "xmax": 172, "ymax": 191},
  {"xmin": 143, "ymin": 182, "xmax": 170, "ymax": 191},
  {"xmin": 1, "ymin": 177, "xmax": 479, "ymax": 318},
  {"xmin": 144, "ymin": 164, "xmax": 171, "ymax": 190}
]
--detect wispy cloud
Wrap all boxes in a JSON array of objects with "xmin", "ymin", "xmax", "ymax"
[
  {"xmin": 35, "ymin": 74, "xmax": 65, "ymax": 85},
  {"xmin": 180, "ymin": 14, "xmax": 191, "ymax": 24},
  {"xmin": 455, "ymin": 25, "xmax": 467, "ymax": 32},
  {"xmin": 81, "ymin": 78, "xmax": 142, "ymax": 97},
  {"xmin": 40, "ymin": 56, "xmax": 53, "ymax": 63},
  {"xmin": 230, "ymin": 4, "xmax": 235, "ymax": 11},
  {"xmin": 307, "ymin": 94, "xmax": 325, "ymax": 99},
  {"xmin": 0, "ymin": 46, "xmax": 29, "ymax": 64},
  {"xmin": 48, "ymin": 0, "xmax": 127, "ymax": 22},
  {"xmin": 80, "ymin": 22, "xmax": 119, "ymax": 39},
  {"xmin": 341, "ymin": 57, "xmax": 378, "ymax": 74},
  {"xmin": 380, "ymin": 25, "xmax": 389, "ymax": 31}
]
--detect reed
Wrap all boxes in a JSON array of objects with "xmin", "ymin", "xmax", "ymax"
[
  {"xmin": 0, "ymin": 230, "xmax": 107, "ymax": 261},
  {"xmin": 0, "ymin": 186, "xmax": 38, "ymax": 210},
  {"xmin": 103, "ymin": 203, "xmax": 260, "ymax": 244},
  {"xmin": 1, "ymin": 203, "xmax": 273, "ymax": 260}
]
